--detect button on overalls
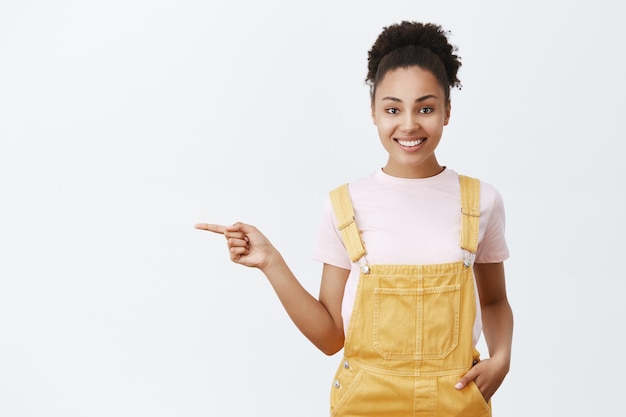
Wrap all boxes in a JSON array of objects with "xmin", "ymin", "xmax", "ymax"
[{"xmin": 328, "ymin": 175, "xmax": 491, "ymax": 417}]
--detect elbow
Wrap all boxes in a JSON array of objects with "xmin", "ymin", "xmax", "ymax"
[
  {"xmin": 481, "ymin": 296, "xmax": 511, "ymax": 310},
  {"xmin": 320, "ymin": 345, "xmax": 343, "ymax": 356},
  {"xmin": 317, "ymin": 335, "xmax": 345, "ymax": 356}
]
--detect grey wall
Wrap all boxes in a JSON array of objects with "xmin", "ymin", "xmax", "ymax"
[{"xmin": 1, "ymin": 0, "xmax": 624, "ymax": 416}]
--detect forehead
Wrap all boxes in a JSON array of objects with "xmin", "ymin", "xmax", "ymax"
[{"xmin": 375, "ymin": 66, "xmax": 444, "ymax": 100}]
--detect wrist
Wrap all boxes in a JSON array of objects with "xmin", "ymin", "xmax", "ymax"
[
  {"xmin": 259, "ymin": 248, "xmax": 284, "ymax": 274},
  {"xmin": 488, "ymin": 353, "xmax": 511, "ymax": 373}
]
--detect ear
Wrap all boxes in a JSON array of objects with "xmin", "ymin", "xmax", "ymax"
[
  {"xmin": 371, "ymin": 103, "xmax": 377, "ymax": 125},
  {"xmin": 444, "ymin": 102, "xmax": 452, "ymax": 126}
]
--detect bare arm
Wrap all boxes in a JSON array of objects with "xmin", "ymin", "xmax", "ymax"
[
  {"xmin": 455, "ymin": 262, "xmax": 513, "ymax": 402},
  {"xmin": 195, "ymin": 222, "xmax": 349, "ymax": 355},
  {"xmin": 475, "ymin": 262, "xmax": 513, "ymax": 367}
]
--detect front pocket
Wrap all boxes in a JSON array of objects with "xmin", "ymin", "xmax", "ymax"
[
  {"xmin": 468, "ymin": 380, "xmax": 491, "ymax": 409},
  {"xmin": 329, "ymin": 360, "xmax": 364, "ymax": 417},
  {"xmin": 373, "ymin": 284, "xmax": 460, "ymax": 359},
  {"xmin": 437, "ymin": 374, "xmax": 492, "ymax": 416}
]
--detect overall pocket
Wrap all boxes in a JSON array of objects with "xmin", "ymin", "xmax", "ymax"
[
  {"xmin": 329, "ymin": 360, "xmax": 364, "ymax": 417},
  {"xmin": 437, "ymin": 374, "xmax": 492, "ymax": 416},
  {"xmin": 373, "ymin": 284, "xmax": 460, "ymax": 359}
]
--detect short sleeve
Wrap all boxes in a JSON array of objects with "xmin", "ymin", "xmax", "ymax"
[
  {"xmin": 311, "ymin": 195, "xmax": 352, "ymax": 270},
  {"xmin": 476, "ymin": 187, "xmax": 510, "ymax": 263}
]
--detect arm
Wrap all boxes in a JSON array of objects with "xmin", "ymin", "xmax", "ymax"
[
  {"xmin": 195, "ymin": 222, "xmax": 349, "ymax": 355},
  {"xmin": 455, "ymin": 261, "xmax": 513, "ymax": 402}
]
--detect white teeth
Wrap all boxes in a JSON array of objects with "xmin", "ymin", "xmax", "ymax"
[{"xmin": 397, "ymin": 138, "xmax": 425, "ymax": 147}]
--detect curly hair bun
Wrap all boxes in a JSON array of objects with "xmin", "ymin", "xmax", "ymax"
[{"xmin": 366, "ymin": 21, "xmax": 462, "ymax": 91}]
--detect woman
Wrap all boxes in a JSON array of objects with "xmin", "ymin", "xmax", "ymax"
[{"xmin": 196, "ymin": 21, "xmax": 513, "ymax": 416}]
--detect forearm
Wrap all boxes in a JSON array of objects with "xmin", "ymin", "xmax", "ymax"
[
  {"xmin": 261, "ymin": 253, "xmax": 345, "ymax": 355},
  {"xmin": 197, "ymin": 222, "xmax": 346, "ymax": 355},
  {"xmin": 481, "ymin": 299, "xmax": 513, "ymax": 369}
]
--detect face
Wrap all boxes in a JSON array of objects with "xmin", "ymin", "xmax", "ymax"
[{"xmin": 371, "ymin": 66, "xmax": 451, "ymax": 179}]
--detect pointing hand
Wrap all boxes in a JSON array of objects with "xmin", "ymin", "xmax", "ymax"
[{"xmin": 195, "ymin": 222, "xmax": 277, "ymax": 270}]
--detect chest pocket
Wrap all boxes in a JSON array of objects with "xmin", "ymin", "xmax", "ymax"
[{"xmin": 372, "ymin": 273, "xmax": 462, "ymax": 360}]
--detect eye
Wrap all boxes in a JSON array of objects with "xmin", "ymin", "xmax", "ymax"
[
  {"xmin": 385, "ymin": 107, "xmax": 400, "ymax": 115},
  {"xmin": 419, "ymin": 107, "xmax": 434, "ymax": 114}
]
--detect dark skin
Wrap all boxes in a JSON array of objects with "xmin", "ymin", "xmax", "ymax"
[
  {"xmin": 197, "ymin": 63, "xmax": 513, "ymax": 401},
  {"xmin": 461, "ymin": 262, "xmax": 513, "ymax": 401},
  {"xmin": 195, "ymin": 223, "xmax": 348, "ymax": 355},
  {"xmin": 195, "ymin": 224, "xmax": 513, "ymax": 402}
]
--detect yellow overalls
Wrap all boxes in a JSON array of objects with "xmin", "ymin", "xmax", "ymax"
[{"xmin": 328, "ymin": 175, "xmax": 491, "ymax": 417}]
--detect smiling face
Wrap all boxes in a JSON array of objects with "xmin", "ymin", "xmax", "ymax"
[{"xmin": 371, "ymin": 66, "xmax": 451, "ymax": 179}]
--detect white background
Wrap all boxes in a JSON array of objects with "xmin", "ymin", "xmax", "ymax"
[{"xmin": 1, "ymin": 0, "xmax": 624, "ymax": 416}]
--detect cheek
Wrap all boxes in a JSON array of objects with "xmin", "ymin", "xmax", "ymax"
[
  {"xmin": 426, "ymin": 117, "xmax": 447, "ymax": 133},
  {"xmin": 376, "ymin": 123, "xmax": 395, "ymax": 139},
  {"xmin": 374, "ymin": 117, "xmax": 394, "ymax": 132}
]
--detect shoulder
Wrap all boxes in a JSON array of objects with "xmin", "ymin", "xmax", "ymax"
[
  {"xmin": 455, "ymin": 171, "xmax": 504, "ymax": 209},
  {"xmin": 468, "ymin": 175, "xmax": 507, "ymax": 230},
  {"xmin": 328, "ymin": 171, "xmax": 380, "ymax": 198},
  {"xmin": 478, "ymin": 179, "xmax": 505, "ymax": 214}
]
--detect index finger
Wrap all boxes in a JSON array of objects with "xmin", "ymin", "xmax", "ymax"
[{"xmin": 194, "ymin": 223, "xmax": 227, "ymax": 234}]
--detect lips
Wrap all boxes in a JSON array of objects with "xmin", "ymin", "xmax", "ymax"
[{"xmin": 395, "ymin": 138, "xmax": 425, "ymax": 147}]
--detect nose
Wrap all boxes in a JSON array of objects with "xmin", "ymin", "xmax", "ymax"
[{"xmin": 400, "ymin": 112, "xmax": 419, "ymax": 132}]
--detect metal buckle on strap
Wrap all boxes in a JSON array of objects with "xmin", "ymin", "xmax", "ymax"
[
  {"xmin": 463, "ymin": 250, "xmax": 476, "ymax": 268},
  {"xmin": 357, "ymin": 258, "xmax": 370, "ymax": 274}
]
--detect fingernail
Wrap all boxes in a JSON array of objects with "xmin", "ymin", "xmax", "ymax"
[{"xmin": 454, "ymin": 382, "xmax": 463, "ymax": 389}]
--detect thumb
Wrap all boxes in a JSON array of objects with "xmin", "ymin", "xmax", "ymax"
[
  {"xmin": 227, "ymin": 222, "xmax": 257, "ymax": 234},
  {"xmin": 455, "ymin": 366, "xmax": 478, "ymax": 390}
]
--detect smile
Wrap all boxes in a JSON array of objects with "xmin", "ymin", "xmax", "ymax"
[{"xmin": 395, "ymin": 138, "xmax": 425, "ymax": 147}]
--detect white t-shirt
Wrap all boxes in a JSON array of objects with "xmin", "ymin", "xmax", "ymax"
[{"xmin": 312, "ymin": 167, "xmax": 509, "ymax": 345}]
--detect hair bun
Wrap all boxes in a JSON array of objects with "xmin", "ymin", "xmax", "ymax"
[{"xmin": 366, "ymin": 21, "xmax": 462, "ymax": 89}]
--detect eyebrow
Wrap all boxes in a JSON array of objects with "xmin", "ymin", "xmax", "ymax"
[{"xmin": 381, "ymin": 94, "xmax": 439, "ymax": 103}]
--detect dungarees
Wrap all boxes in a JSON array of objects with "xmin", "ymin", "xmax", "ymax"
[{"xmin": 328, "ymin": 175, "xmax": 492, "ymax": 417}]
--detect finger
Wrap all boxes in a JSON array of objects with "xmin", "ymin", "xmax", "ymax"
[
  {"xmin": 195, "ymin": 223, "xmax": 227, "ymax": 234},
  {"xmin": 454, "ymin": 367, "xmax": 478, "ymax": 390},
  {"xmin": 229, "ymin": 245, "xmax": 249, "ymax": 259},
  {"xmin": 226, "ymin": 236, "xmax": 249, "ymax": 249},
  {"xmin": 227, "ymin": 222, "xmax": 256, "ymax": 235},
  {"xmin": 224, "ymin": 223, "xmax": 255, "ymax": 242},
  {"xmin": 224, "ymin": 229, "xmax": 247, "ymax": 240}
]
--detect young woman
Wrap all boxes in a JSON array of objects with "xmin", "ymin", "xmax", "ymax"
[{"xmin": 196, "ymin": 21, "xmax": 513, "ymax": 416}]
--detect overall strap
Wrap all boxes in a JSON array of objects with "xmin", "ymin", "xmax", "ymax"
[
  {"xmin": 329, "ymin": 184, "xmax": 367, "ymax": 263},
  {"xmin": 459, "ymin": 175, "xmax": 481, "ymax": 254}
]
